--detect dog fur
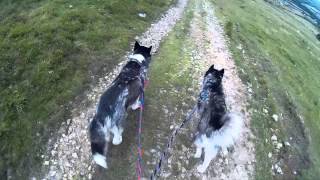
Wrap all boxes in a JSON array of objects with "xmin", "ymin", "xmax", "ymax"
[
  {"xmin": 194, "ymin": 65, "xmax": 243, "ymax": 173},
  {"xmin": 89, "ymin": 41, "xmax": 152, "ymax": 168}
]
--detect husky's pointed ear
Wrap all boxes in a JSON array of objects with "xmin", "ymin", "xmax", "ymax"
[
  {"xmin": 220, "ymin": 69, "xmax": 224, "ymax": 76},
  {"xmin": 134, "ymin": 41, "xmax": 140, "ymax": 51},
  {"xmin": 148, "ymin": 46, "xmax": 152, "ymax": 54},
  {"xmin": 210, "ymin": 64, "xmax": 214, "ymax": 69},
  {"xmin": 205, "ymin": 65, "xmax": 214, "ymax": 76},
  {"xmin": 208, "ymin": 64, "xmax": 214, "ymax": 72}
]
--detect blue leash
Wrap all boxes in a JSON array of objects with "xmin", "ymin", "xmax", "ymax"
[{"xmin": 150, "ymin": 105, "xmax": 197, "ymax": 180}]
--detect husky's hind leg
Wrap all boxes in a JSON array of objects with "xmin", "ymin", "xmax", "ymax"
[
  {"xmin": 197, "ymin": 145, "xmax": 218, "ymax": 173},
  {"xmin": 194, "ymin": 146, "xmax": 202, "ymax": 158},
  {"xmin": 194, "ymin": 136, "xmax": 203, "ymax": 158}
]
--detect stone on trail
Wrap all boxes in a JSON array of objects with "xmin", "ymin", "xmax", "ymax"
[{"xmin": 272, "ymin": 114, "xmax": 279, "ymax": 122}]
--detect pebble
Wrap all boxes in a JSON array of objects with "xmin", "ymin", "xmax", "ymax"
[
  {"xmin": 138, "ymin": 13, "xmax": 147, "ymax": 18},
  {"xmin": 276, "ymin": 143, "xmax": 283, "ymax": 149},
  {"xmin": 177, "ymin": 162, "xmax": 182, "ymax": 169},
  {"xmin": 72, "ymin": 153, "xmax": 78, "ymax": 159},
  {"xmin": 271, "ymin": 135, "xmax": 277, "ymax": 141},
  {"xmin": 150, "ymin": 149, "xmax": 157, "ymax": 153},
  {"xmin": 263, "ymin": 108, "xmax": 268, "ymax": 114},
  {"xmin": 80, "ymin": 113, "xmax": 85, "ymax": 119},
  {"xmin": 181, "ymin": 145, "xmax": 187, "ymax": 151},
  {"xmin": 268, "ymin": 152, "xmax": 272, "ymax": 158},
  {"xmin": 182, "ymin": 167, "xmax": 186, "ymax": 173},
  {"xmin": 272, "ymin": 114, "xmax": 278, "ymax": 122},
  {"xmin": 274, "ymin": 164, "xmax": 283, "ymax": 175},
  {"xmin": 50, "ymin": 171, "xmax": 56, "ymax": 177},
  {"xmin": 237, "ymin": 44, "xmax": 242, "ymax": 50},
  {"xmin": 163, "ymin": 172, "xmax": 171, "ymax": 178},
  {"xmin": 44, "ymin": 161, "xmax": 50, "ymax": 166},
  {"xmin": 51, "ymin": 150, "xmax": 56, "ymax": 156}
]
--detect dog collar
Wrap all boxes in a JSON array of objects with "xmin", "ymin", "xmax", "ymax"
[{"xmin": 129, "ymin": 54, "xmax": 145, "ymax": 64}]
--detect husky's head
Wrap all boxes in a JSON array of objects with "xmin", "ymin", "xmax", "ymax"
[
  {"xmin": 133, "ymin": 41, "xmax": 152, "ymax": 65},
  {"xmin": 204, "ymin": 65, "xmax": 224, "ymax": 89}
]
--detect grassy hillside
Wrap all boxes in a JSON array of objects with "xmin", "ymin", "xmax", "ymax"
[
  {"xmin": 0, "ymin": 0, "xmax": 175, "ymax": 177},
  {"xmin": 293, "ymin": 0, "xmax": 320, "ymax": 10},
  {"xmin": 211, "ymin": 0, "xmax": 320, "ymax": 179}
]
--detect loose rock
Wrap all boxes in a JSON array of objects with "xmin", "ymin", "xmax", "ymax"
[
  {"xmin": 271, "ymin": 135, "xmax": 277, "ymax": 141},
  {"xmin": 272, "ymin": 114, "xmax": 279, "ymax": 122}
]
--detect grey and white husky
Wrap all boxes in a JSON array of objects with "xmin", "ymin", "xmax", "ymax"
[
  {"xmin": 194, "ymin": 65, "xmax": 243, "ymax": 173},
  {"xmin": 89, "ymin": 41, "xmax": 152, "ymax": 168}
]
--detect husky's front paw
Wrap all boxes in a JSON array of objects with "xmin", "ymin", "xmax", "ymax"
[
  {"xmin": 131, "ymin": 103, "xmax": 140, "ymax": 110},
  {"xmin": 197, "ymin": 164, "xmax": 207, "ymax": 173},
  {"xmin": 131, "ymin": 100, "xmax": 141, "ymax": 110},
  {"xmin": 112, "ymin": 136, "xmax": 122, "ymax": 145}
]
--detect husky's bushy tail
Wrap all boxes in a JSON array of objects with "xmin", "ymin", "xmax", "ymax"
[
  {"xmin": 210, "ymin": 112, "xmax": 243, "ymax": 147},
  {"xmin": 90, "ymin": 119, "xmax": 108, "ymax": 168},
  {"xmin": 195, "ymin": 112, "xmax": 243, "ymax": 173}
]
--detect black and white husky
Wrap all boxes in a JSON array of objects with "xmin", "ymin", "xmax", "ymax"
[
  {"xmin": 194, "ymin": 65, "xmax": 243, "ymax": 173},
  {"xmin": 89, "ymin": 41, "xmax": 152, "ymax": 168}
]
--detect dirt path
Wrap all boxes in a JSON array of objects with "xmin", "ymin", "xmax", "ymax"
[
  {"xmin": 40, "ymin": 1, "xmax": 188, "ymax": 179},
  {"xmin": 147, "ymin": 0, "xmax": 255, "ymax": 179},
  {"xmin": 186, "ymin": 0, "xmax": 255, "ymax": 179},
  {"xmin": 40, "ymin": 0, "xmax": 255, "ymax": 179}
]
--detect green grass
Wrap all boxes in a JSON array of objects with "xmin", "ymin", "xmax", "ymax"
[
  {"xmin": 0, "ymin": 0, "xmax": 175, "ymax": 177},
  {"xmin": 210, "ymin": 0, "xmax": 320, "ymax": 179}
]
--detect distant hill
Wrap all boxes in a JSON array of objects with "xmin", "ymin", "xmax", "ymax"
[
  {"xmin": 292, "ymin": 0, "xmax": 320, "ymax": 9},
  {"xmin": 291, "ymin": 0, "xmax": 320, "ymax": 25}
]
